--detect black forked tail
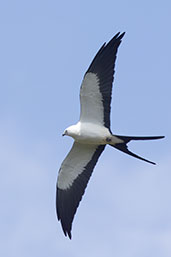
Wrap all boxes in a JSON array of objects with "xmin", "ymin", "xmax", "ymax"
[{"xmin": 110, "ymin": 135, "xmax": 164, "ymax": 165}]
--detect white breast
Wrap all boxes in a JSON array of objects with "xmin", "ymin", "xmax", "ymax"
[{"xmin": 72, "ymin": 122, "xmax": 111, "ymax": 144}]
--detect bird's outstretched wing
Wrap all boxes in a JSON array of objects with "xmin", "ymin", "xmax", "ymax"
[
  {"xmin": 79, "ymin": 32, "xmax": 125, "ymax": 129},
  {"xmin": 56, "ymin": 142, "xmax": 105, "ymax": 239}
]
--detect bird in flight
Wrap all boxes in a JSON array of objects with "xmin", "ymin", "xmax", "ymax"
[{"xmin": 56, "ymin": 32, "xmax": 164, "ymax": 239}]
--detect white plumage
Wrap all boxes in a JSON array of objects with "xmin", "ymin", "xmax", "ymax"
[
  {"xmin": 56, "ymin": 32, "xmax": 164, "ymax": 239},
  {"xmin": 80, "ymin": 73, "xmax": 103, "ymax": 125},
  {"xmin": 57, "ymin": 142, "xmax": 99, "ymax": 190}
]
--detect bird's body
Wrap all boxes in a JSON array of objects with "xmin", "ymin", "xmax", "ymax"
[
  {"xmin": 56, "ymin": 32, "xmax": 164, "ymax": 239},
  {"xmin": 64, "ymin": 122, "xmax": 122, "ymax": 145}
]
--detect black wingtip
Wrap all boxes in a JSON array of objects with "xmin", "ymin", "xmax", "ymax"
[
  {"xmin": 63, "ymin": 228, "xmax": 72, "ymax": 239},
  {"xmin": 114, "ymin": 31, "xmax": 126, "ymax": 38},
  {"xmin": 68, "ymin": 232, "xmax": 72, "ymax": 240},
  {"xmin": 60, "ymin": 219, "xmax": 72, "ymax": 239},
  {"xmin": 56, "ymin": 187, "xmax": 73, "ymax": 239},
  {"xmin": 119, "ymin": 31, "xmax": 126, "ymax": 39},
  {"xmin": 108, "ymin": 32, "xmax": 125, "ymax": 45}
]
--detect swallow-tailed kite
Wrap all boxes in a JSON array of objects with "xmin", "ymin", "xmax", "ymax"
[{"xmin": 56, "ymin": 32, "xmax": 164, "ymax": 239}]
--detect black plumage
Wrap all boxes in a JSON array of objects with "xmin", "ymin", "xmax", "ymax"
[
  {"xmin": 86, "ymin": 32, "xmax": 125, "ymax": 129},
  {"xmin": 56, "ymin": 32, "xmax": 164, "ymax": 239},
  {"xmin": 57, "ymin": 145, "xmax": 105, "ymax": 239}
]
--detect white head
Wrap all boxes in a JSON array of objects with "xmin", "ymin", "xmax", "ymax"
[{"xmin": 62, "ymin": 124, "xmax": 78, "ymax": 139}]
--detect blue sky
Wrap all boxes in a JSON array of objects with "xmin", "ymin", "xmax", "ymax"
[{"xmin": 0, "ymin": 1, "xmax": 170, "ymax": 256}]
